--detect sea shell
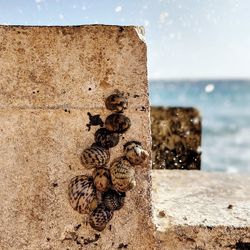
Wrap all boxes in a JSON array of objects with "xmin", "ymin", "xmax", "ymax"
[
  {"xmin": 93, "ymin": 167, "xmax": 111, "ymax": 192},
  {"xmin": 80, "ymin": 145, "xmax": 110, "ymax": 169},
  {"xmin": 68, "ymin": 175, "xmax": 97, "ymax": 214},
  {"xmin": 102, "ymin": 189, "xmax": 125, "ymax": 211},
  {"xmin": 105, "ymin": 93, "xmax": 128, "ymax": 113},
  {"xmin": 124, "ymin": 141, "xmax": 149, "ymax": 165},
  {"xmin": 95, "ymin": 128, "xmax": 119, "ymax": 149},
  {"xmin": 89, "ymin": 205, "xmax": 113, "ymax": 231},
  {"xmin": 110, "ymin": 158, "xmax": 136, "ymax": 192},
  {"xmin": 105, "ymin": 113, "xmax": 131, "ymax": 133}
]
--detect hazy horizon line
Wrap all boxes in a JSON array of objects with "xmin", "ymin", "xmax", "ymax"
[{"xmin": 149, "ymin": 77, "xmax": 250, "ymax": 81}]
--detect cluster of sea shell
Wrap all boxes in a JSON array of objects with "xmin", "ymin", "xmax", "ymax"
[{"xmin": 68, "ymin": 93, "xmax": 149, "ymax": 231}]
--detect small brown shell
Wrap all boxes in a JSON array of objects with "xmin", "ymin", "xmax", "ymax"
[
  {"xmin": 94, "ymin": 128, "xmax": 119, "ymax": 149},
  {"xmin": 68, "ymin": 175, "xmax": 97, "ymax": 214},
  {"xmin": 124, "ymin": 141, "xmax": 149, "ymax": 165},
  {"xmin": 102, "ymin": 189, "xmax": 125, "ymax": 211},
  {"xmin": 105, "ymin": 113, "xmax": 131, "ymax": 133},
  {"xmin": 110, "ymin": 158, "xmax": 136, "ymax": 192},
  {"xmin": 93, "ymin": 167, "xmax": 111, "ymax": 192},
  {"xmin": 105, "ymin": 94, "xmax": 128, "ymax": 113},
  {"xmin": 89, "ymin": 205, "xmax": 113, "ymax": 231},
  {"xmin": 80, "ymin": 145, "xmax": 110, "ymax": 169}
]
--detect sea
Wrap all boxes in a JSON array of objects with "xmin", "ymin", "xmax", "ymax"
[{"xmin": 149, "ymin": 79, "xmax": 250, "ymax": 173}]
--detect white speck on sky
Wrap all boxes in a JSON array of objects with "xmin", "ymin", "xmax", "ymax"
[
  {"xmin": 205, "ymin": 84, "xmax": 215, "ymax": 93},
  {"xmin": 159, "ymin": 12, "xmax": 168, "ymax": 23},
  {"xmin": 144, "ymin": 20, "xmax": 150, "ymax": 27},
  {"xmin": 115, "ymin": 6, "xmax": 122, "ymax": 13},
  {"xmin": 169, "ymin": 33, "xmax": 175, "ymax": 39}
]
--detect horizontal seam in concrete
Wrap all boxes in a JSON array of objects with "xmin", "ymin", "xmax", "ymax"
[{"xmin": 0, "ymin": 105, "xmax": 148, "ymax": 110}]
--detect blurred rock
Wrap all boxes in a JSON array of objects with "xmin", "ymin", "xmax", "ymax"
[{"xmin": 151, "ymin": 107, "xmax": 201, "ymax": 170}]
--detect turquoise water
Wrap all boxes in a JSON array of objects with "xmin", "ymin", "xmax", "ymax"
[{"xmin": 149, "ymin": 80, "xmax": 250, "ymax": 173}]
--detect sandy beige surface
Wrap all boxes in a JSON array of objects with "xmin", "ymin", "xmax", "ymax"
[
  {"xmin": 0, "ymin": 25, "xmax": 155, "ymax": 250},
  {"xmin": 152, "ymin": 170, "xmax": 250, "ymax": 250}
]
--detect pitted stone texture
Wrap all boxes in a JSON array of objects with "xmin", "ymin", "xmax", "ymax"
[
  {"xmin": 0, "ymin": 25, "xmax": 148, "ymax": 109},
  {"xmin": 152, "ymin": 170, "xmax": 250, "ymax": 249},
  {"xmin": 0, "ymin": 25, "xmax": 154, "ymax": 250}
]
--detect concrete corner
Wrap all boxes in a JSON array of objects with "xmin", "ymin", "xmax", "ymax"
[{"xmin": 0, "ymin": 25, "xmax": 155, "ymax": 250}]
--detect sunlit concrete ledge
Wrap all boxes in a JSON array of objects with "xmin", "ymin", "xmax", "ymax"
[{"xmin": 152, "ymin": 170, "xmax": 250, "ymax": 250}]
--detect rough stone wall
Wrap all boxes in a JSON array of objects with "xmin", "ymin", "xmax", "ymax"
[{"xmin": 0, "ymin": 25, "xmax": 155, "ymax": 250}]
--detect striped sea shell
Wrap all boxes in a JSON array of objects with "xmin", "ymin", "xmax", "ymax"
[
  {"xmin": 89, "ymin": 205, "xmax": 113, "ymax": 231},
  {"xmin": 102, "ymin": 189, "xmax": 125, "ymax": 211},
  {"xmin": 105, "ymin": 93, "xmax": 128, "ymax": 113},
  {"xmin": 93, "ymin": 167, "xmax": 111, "ymax": 192},
  {"xmin": 80, "ymin": 145, "xmax": 110, "ymax": 169},
  {"xmin": 124, "ymin": 141, "xmax": 149, "ymax": 165},
  {"xmin": 94, "ymin": 128, "xmax": 119, "ymax": 149},
  {"xmin": 110, "ymin": 158, "xmax": 136, "ymax": 192},
  {"xmin": 105, "ymin": 113, "xmax": 131, "ymax": 133},
  {"xmin": 68, "ymin": 175, "xmax": 97, "ymax": 214}
]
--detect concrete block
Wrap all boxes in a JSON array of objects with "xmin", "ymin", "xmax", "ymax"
[
  {"xmin": 0, "ymin": 25, "xmax": 155, "ymax": 250},
  {"xmin": 152, "ymin": 170, "xmax": 250, "ymax": 249},
  {"xmin": 151, "ymin": 107, "xmax": 201, "ymax": 170}
]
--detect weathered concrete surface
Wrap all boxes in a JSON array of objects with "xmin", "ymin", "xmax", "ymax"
[
  {"xmin": 151, "ymin": 107, "xmax": 201, "ymax": 170},
  {"xmin": 0, "ymin": 25, "xmax": 155, "ymax": 250},
  {"xmin": 152, "ymin": 170, "xmax": 250, "ymax": 249}
]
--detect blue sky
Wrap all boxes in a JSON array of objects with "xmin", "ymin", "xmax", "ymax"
[{"xmin": 0, "ymin": 0, "xmax": 250, "ymax": 79}]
